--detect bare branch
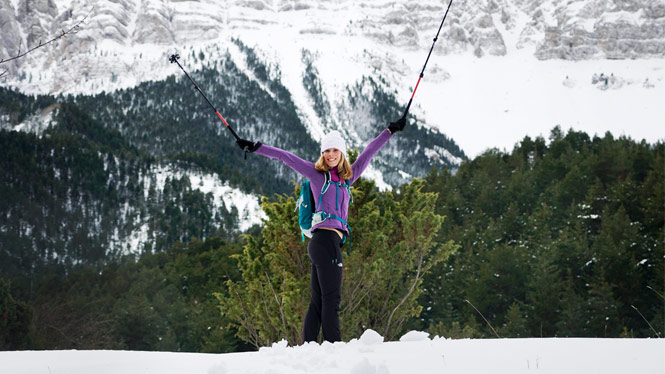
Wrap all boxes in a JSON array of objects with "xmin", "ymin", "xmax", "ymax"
[
  {"xmin": 631, "ymin": 304, "xmax": 662, "ymax": 338},
  {"xmin": 383, "ymin": 244, "xmax": 425, "ymax": 337},
  {"xmin": 465, "ymin": 299, "xmax": 501, "ymax": 338},
  {"xmin": 647, "ymin": 285, "xmax": 665, "ymax": 301},
  {"xmin": 0, "ymin": 69, "xmax": 7, "ymax": 79},
  {"xmin": 264, "ymin": 270, "xmax": 287, "ymax": 331},
  {"xmin": 0, "ymin": 8, "xmax": 93, "ymax": 65}
]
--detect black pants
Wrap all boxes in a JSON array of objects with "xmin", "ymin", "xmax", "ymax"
[{"xmin": 303, "ymin": 230, "xmax": 343, "ymax": 343}]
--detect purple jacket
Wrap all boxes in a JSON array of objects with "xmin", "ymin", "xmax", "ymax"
[{"xmin": 255, "ymin": 129, "xmax": 393, "ymax": 234}]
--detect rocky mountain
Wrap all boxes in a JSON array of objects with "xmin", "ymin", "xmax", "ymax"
[
  {"xmin": 2, "ymin": 0, "xmax": 663, "ymax": 121},
  {"xmin": 2, "ymin": 0, "xmax": 663, "ymax": 71},
  {"xmin": 1, "ymin": 0, "xmax": 663, "ymax": 153}
]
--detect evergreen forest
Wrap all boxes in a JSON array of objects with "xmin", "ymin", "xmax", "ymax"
[{"xmin": 2, "ymin": 123, "xmax": 662, "ymax": 350}]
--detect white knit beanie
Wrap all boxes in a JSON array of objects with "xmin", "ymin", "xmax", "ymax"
[{"xmin": 320, "ymin": 130, "xmax": 347, "ymax": 157}]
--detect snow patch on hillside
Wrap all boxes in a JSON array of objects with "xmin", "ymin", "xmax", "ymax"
[
  {"xmin": 150, "ymin": 163, "xmax": 265, "ymax": 232},
  {"xmin": 1, "ymin": 104, "xmax": 57, "ymax": 134},
  {"xmin": 109, "ymin": 162, "xmax": 264, "ymax": 254}
]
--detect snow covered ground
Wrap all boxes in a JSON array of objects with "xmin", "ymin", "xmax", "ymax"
[{"xmin": 1, "ymin": 330, "xmax": 662, "ymax": 374}]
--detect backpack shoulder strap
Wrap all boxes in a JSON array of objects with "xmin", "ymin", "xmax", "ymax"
[
  {"xmin": 316, "ymin": 171, "xmax": 332, "ymax": 211},
  {"xmin": 345, "ymin": 179, "xmax": 353, "ymax": 204}
]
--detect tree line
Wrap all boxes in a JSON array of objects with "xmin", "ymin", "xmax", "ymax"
[
  {"xmin": 2, "ymin": 126, "xmax": 662, "ymax": 351},
  {"xmin": 417, "ymin": 127, "xmax": 663, "ymax": 339},
  {"xmin": 1, "ymin": 238, "xmax": 250, "ymax": 351}
]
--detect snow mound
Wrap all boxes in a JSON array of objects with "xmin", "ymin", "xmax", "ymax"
[
  {"xmin": 399, "ymin": 330, "xmax": 430, "ymax": 342},
  {"xmin": 258, "ymin": 338, "xmax": 289, "ymax": 355},
  {"xmin": 358, "ymin": 329, "xmax": 384, "ymax": 345}
]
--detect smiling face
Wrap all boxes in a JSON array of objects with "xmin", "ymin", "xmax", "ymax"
[{"xmin": 322, "ymin": 148, "xmax": 342, "ymax": 168}]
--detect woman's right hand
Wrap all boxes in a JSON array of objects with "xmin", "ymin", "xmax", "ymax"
[
  {"xmin": 388, "ymin": 117, "xmax": 407, "ymax": 133},
  {"xmin": 236, "ymin": 139, "xmax": 260, "ymax": 152}
]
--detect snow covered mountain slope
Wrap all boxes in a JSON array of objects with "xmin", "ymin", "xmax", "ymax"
[{"xmin": 2, "ymin": 0, "xmax": 664, "ymax": 158}]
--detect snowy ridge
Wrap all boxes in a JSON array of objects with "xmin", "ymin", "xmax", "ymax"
[
  {"xmin": 1, "ymin": 0, "xmax": 663, "ymax": 158},
  {"xmin": 0, "ymin": 330, "xmax": 662, "ymax": 374}
]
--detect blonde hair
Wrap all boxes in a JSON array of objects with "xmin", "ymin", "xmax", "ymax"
[{"xmin": 315, "ymin": 153, "xmax": 353, "ymax": 180}]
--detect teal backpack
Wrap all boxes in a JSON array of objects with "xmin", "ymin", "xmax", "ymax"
[{"xmin": 296, "ymin": 171, "xmax": 353, "ymax": 251}]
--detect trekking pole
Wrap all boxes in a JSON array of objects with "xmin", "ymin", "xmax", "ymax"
[
  {"xmin": 169, "ymin": 54, "xmax": 248, "ymax": 155},
  {"xmin": 401, "ymin": 0, "xmax": 454, "ymax": 120}
]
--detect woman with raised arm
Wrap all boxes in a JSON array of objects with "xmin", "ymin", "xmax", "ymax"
[{"xmin": 235, "ymin": 117, "xmax": 406, "ymax": 343}]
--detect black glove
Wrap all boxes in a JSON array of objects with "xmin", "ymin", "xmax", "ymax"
[
  {"xmin": 388, "ymin": 117, "xmax": 407, "ymax": 134},
  {"xmin": 236, "ymin": 139, "xmax": 260, "ymax": 153}
]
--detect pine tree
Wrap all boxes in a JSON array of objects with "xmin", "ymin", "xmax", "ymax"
[
  {"xmin": 586, "ymin": 270, "xmax": 622, "ymax": 337},
  {"xmin": 500, "ymin": 302, "xmax": 529, "ymax": 338},
  {"xmin": 343, "ymin": 178, "xmax": 457, "ymax": 340},
  {"xmin": 556, "ymin": 271, "xmax": 588, "ymax": 337},
  {"xmin": 217, "ymin": 191, "xmax": 309, "ymax": 348},
  {"xmin": 0, "ymin": 279, "xmax": 32, "ymax": 349},
  {"xmin": 525, "ymin": 249, "xmax": 564, "ymax": 337},
  {"xmin": 218, "ymin": 175, "xmax": 456, "ymax": 347}
]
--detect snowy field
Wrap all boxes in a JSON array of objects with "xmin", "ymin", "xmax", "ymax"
[{"xmin": 1, "ymin": 330, "xmax": 662, "ymax": 374}]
